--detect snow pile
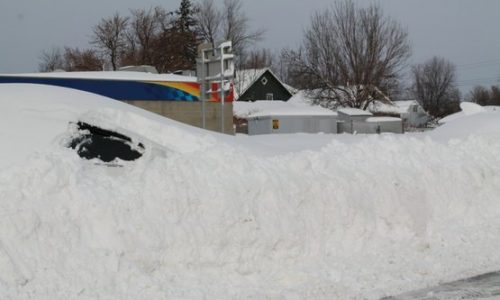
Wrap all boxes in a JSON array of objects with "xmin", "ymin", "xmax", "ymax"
[
  {"xmin": 1, "ymin": 84, "xmax": 500, "ymax": 299},
  {"xmin": 439, "ymin": 102, "xmax": 499, "ymax": 124}
]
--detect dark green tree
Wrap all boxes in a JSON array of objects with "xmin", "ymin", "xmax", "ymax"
[
  {"xmin": 169, "ymin": 0, "xmax": 199, "ymax": 70},
  {"xmin": 176, "ymin": 0, "xmax": 197, "ymax": 33}
]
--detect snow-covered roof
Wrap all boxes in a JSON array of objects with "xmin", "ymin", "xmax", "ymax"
[
  {"xmin": 369, "ymin": 100, "xmax": 421, "ymax": 115},
  {"xmin": 283, "ymin": 83, "xmax": 299, "ymax": 95},
  {"xmin": 234, "ymin": 91, "xmax": 336, "ymax": 118},
  {"xmin": 337, "ymin": 107, "xmax": 373, "ymax": 116},
  {"xmin": 0, "ymin": 71, "xmax": 198, "ymax": 82},
  {"xmin": 366, "ymin": 116, "xmax": 402, "ymax": 123},
  {"xmin": 395, "ymin": 100, "xmax": 420, "ymax": 111},
  {"xmin": 118, "ymin": 65, "xmax": 159, "ymax": 74}
]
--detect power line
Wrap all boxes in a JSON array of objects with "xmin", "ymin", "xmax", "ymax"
[
  {"xmin": 456, "ymin": 76, "xmax": 500, "ymax": 84},
  {"xmin": 456, "ymin": 59, "xmax": 500, "ymax": 68}
]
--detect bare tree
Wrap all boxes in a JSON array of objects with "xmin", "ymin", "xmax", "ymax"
[
  {"xmin": 241, "ymin": 48, "xmax": 274, "ymax": 70},
  {"xmin": 221, "ymin": 0, "xmax": 265, "ymax": 66},
  {"xmin": 39, "ymin": 47, "xmax": 102, "ymax": 72},
  {"xmin": 412, "ymin": 56, "xmax": 460, "ymax": 118},
  {"xmin": 193, "ymin": 0, "xmax": 265, "ymax": 68},
  {"xmin": 124, "ymin": 7, "xmax": 166, "ymax": 66},
  {"xmin": 91, "ymin": 13, "xmax": 129, "ymax": 70},
  {"xmin": 467, "ymin": 85, "xmax": 500, "ymax": 106},
  {"xmin": 468, "ymin": 86, "xmax": 490, "ymax": 106},
  {"xmin": 284, "ymin": 0, "xmax": 410, "ymax": 109},
  {"xmin": 38, "ymin": 47, "xmax": 65, "ymax": 72},
  {"xmin": 194, "ymin": 0, "xmax": 221, "ymax": 48},
  {"xmin": 63, "ymin": 47, "xmax": 103, "ymax": 71},
  {"xmin": 491, "ymin": 85, "xmax": 500, "ymax": 105}
]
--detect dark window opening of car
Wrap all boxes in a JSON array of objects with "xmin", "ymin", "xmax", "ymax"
[{"xmin": 68, "ymin": 122, "xmax": 144, "ymax": 162}]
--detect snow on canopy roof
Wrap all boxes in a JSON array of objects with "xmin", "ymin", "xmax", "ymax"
[
  {"xmin": 395, "ymin": 100, "xmax": 420, "ymax": 110},
  {"xmin": 234, "ymin": 91, "xmax": 336, "ymax": 118},
  {"xmin": 369, "ymin": 100, "xmax": 420, "ymax": 115},
  {"xmin": 337, "ymin": 107, "xmax": 373, "ymax": 116},
  {"xmin": 366, "ymin": 116, "xmax": 402, "ymax": 122},
  {"xmin": 118, "ymin": 65, "xmax": 159, "ymax": 74},
  {"xmin": 0, "ymin": 71, "xmax": 198, "ymax": 82}
]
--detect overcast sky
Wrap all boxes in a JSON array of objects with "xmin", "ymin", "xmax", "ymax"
[{"xmin": 1, "ymin": 0, "xmax": 500, "ymax": 94}]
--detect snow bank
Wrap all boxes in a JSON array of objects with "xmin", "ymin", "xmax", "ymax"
[
  {"xmin": 439, "ymin": 102, "xmax": 499, "ymax": 124},
  {"xmin": 1, "ymin": 84, "xmax": 500, "ymax": 299}
]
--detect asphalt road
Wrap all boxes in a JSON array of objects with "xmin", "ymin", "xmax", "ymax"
[{"xmin": 381, "ymin": 272, "xmax": 500, "ymax": 300}]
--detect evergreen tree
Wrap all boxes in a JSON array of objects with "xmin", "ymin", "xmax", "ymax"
[
  {"xmin": 172, "ymin": 0, "xmax": 199, "ymax": 70},
  {"xmin": 176, "ymin": 0, "xmax": 197, "ymax": 33}
]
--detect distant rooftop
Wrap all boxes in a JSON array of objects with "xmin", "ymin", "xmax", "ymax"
[
  {"xmin": 0, "ymin": 71, "xmax": 198, "ymax": 83},
  {"xmin": 337, "ymin": 107, "xmax": 372, "ymax": 116}
]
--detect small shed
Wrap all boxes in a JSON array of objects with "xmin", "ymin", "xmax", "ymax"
[
  {"xmin": 369, "ymin": 100, "xmax": 430, "ymax": 128},
  {"xmin": 233, "ymin": 95, "xmax": 337, "ymax": 135}
]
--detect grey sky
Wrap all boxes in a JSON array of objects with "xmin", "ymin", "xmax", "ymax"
[{"xmin": 1, "ymin": 0, "xmax": 500, "ymax": 94}]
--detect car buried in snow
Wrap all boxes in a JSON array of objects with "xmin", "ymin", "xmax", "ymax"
[{"xmin": 0, "ymin": 83, "xmax": 181, "ymax": 168}]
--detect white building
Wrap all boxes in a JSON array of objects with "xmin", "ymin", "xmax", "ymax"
[
  {"xmin": 233, "ymin": 92, "xmax": 337, "ymax": 135},
  {"xmin": 369, "ymin": 100, "xmax": 430, "ymax": 128}
]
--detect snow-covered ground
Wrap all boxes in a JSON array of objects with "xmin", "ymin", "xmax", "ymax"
[{"xmin": 1, "ymin": 84, "xmax": 500, "ymax": 299}]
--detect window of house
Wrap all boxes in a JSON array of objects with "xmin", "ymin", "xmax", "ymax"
[
  {"xmin": 413, "ymin": 105, "xmax": 418, "ymax": 112},
  {"xmin": 266, "ymin": 93, "xmax": 274, "ymax": 100},
  {"xmin": 261, "ymin": 76, "xmax": 268, "ymax": 86}
]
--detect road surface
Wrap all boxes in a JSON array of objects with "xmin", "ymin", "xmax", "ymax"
[{"xmin": 382, "ymin": 272, "xmax": 500, "ymax": 299}]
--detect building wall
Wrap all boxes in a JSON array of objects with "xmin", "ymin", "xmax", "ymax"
[
  {"xmin": 238, "ymin": 71, "xmax": 292, "ymax": 101},
  {"xmin": 402, "ymin": 107, "xmax": 430, "ymax": 128},
  {"xmin": 248, "ymin": 115, "xmax": 338, "ymax": 135},
  {"xmin": 339, "ymin": 120, "xmax": 403, "ymax": 134},
  {"xmin": 125, "ymin": 101, "xmax": 234, "ymax": 135}
]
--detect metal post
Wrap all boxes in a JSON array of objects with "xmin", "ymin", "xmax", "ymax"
[
  {"xmin": 201, "ymin": 79, "xmax": 206, "ymax": 129},
  {"xmin": 220, "ymin": 45, "xmax": 225, "ymax": 134}
]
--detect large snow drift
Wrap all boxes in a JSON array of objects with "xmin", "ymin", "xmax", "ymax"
[{"xmin": 1, "ymin": 84, "xmax": 500, "ymax": 299}]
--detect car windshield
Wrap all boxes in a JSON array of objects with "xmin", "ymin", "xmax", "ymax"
[{"xmin": 68, "ymin": 122, "xmax": 144, "ymax": 162}]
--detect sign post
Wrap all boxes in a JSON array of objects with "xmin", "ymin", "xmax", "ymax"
[{"xmin": 196, "ymin": 41, "xmax": 234, "ymax": 133}]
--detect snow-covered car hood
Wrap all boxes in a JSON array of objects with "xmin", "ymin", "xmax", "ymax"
[{"xmin": 0, "ymin": 83, "xmax": 222, "ymax": 168}]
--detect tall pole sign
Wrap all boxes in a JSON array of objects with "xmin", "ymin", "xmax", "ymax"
[{"xmin": 196, "ymin": 41, "xmax": 234, "ymax": 133}]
